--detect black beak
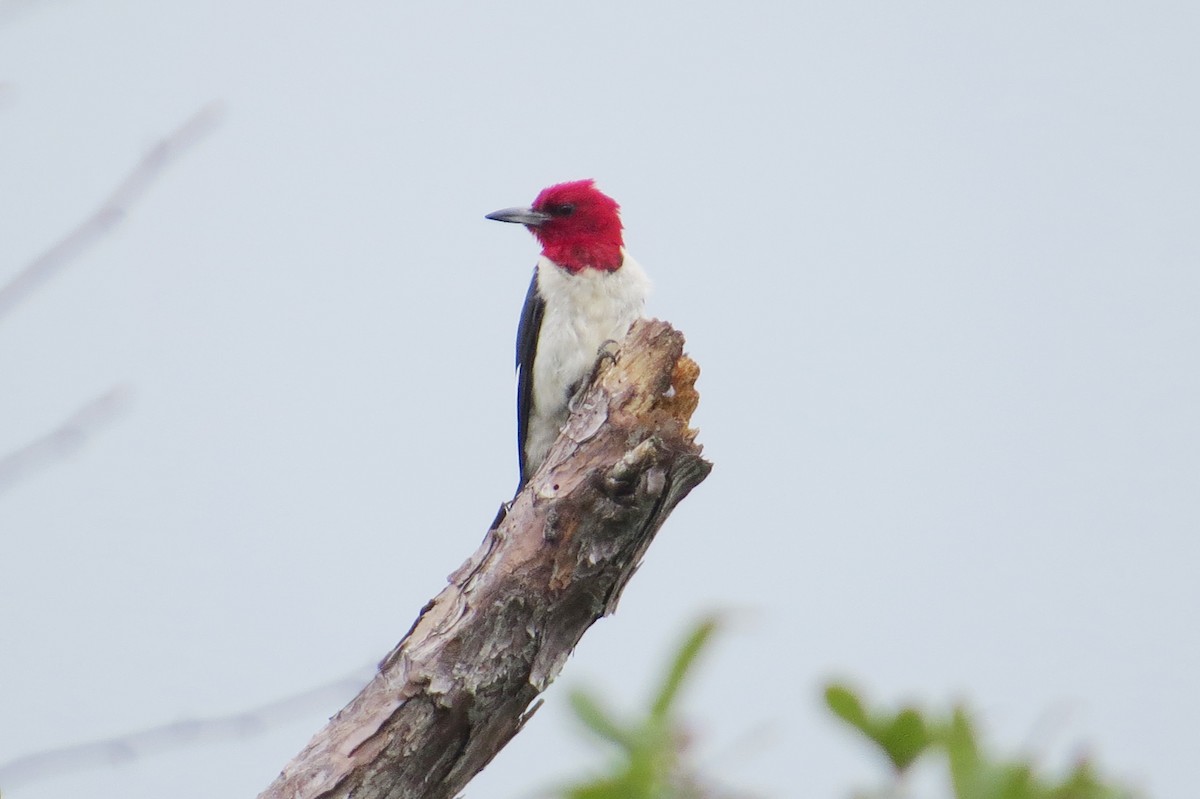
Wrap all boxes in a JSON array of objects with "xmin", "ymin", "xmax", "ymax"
[{"xmin": 486, "ymin": 206, "xmax": 553, "ymax": 226}]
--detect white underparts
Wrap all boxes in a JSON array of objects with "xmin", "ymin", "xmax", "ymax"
[{"xmin": 524, "ymin": 251, "xmax": 651, "ymax": 476}]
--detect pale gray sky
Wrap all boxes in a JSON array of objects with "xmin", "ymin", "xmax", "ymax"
[{"xmin": 1, "ymin": 2, "xmax": 1197, "ymax": 797}]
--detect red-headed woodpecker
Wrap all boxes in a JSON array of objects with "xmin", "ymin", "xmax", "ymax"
[{"xmin": 487, "ymin": 180, "xmax": 651, "ymax": 489}]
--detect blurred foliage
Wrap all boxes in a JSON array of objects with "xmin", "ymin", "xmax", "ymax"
[
  {"xmin": 824, "ymin": 683, "xmax": 1139, "ymax": 799},
  {"xmin": 548, "ymin": 621, "xmax": 1142, "ymax": 799},
  {"xmin": 556, "ymin": 616, "xmax": 734, "ymax": 799}
]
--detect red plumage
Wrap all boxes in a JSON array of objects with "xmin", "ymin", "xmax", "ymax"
[{"xmin": 528, "ymin": 179, "xmax": 625, "ymax": 273}]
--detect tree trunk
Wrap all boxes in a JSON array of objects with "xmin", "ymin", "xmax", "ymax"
[{"xmin": 259, "ymin": 319, "xmax": 710, "ymax": 799}]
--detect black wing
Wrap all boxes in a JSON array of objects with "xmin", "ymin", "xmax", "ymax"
[{"xmin": 515, "ymin": 267, "xmax": 545, "ymax": 489}]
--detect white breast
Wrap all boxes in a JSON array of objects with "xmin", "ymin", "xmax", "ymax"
[{"xmin": 525, "ymin": 250, "xmax": 651, "ymax": 473}]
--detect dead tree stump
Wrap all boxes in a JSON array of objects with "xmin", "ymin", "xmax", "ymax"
[{"xmin": 259, "ymin": 319, "xmax": 710, "ymax": 799}]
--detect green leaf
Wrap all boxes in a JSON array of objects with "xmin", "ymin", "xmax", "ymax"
[
  {"xmin": 825, "ymin": 685, "xmax": 932, "ymax": 773},
  {"xmin": 824, "ymin": 683, "xmax": 871, "ymax": 732},
  {"xmin": 824, "ymin": 688, "xmax": 1136, "ymax": 799},
  {"xmin": 569, "ymin": 688, "xmax": 635, "ymax": 750},
  {"xmin": 565, "ymin": 777, "xmax": 637, "ymax": 799},
  {"xmin": 650, "ymin": 616, "xmax": 719, "ymax": 721},
  {"xmin": 557, "ymin": 617, "xmax": 725, "ymax": 799},
  {"xmin": 875, "ymin": 707, "xmax": 932, "ymax": 772},
  {"xmin": 1048, "ymin": 760, "xmax": 1133, "ymax": 799},
  {"xmin": 942, "ymin": 705, "xmax": 984, "ymax": 798},
  {"xmin": 983, "ymin": 762, "xmax": 1037, "ymax": 799}
]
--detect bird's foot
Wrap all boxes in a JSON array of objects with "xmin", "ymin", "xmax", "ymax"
[{"xmin": 568, "ymin": 339, "xmax": 620, "ymax": 413}]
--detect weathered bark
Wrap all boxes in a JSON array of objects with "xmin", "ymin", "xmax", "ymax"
[{"xmin": 259, "ymin": 319, "xmax": 710, "ymax": 799}]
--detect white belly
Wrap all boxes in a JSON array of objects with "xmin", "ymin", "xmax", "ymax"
[{"xmin": 524, "ymin": 251, "xmax": 651, "ymax": 473}]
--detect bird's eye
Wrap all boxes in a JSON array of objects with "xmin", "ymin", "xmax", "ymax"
[{"xmin": 549, "ymin": 203, "xmax": 575, "ymax": 217}]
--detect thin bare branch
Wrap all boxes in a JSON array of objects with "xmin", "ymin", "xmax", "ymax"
[
  {"xmin": 0, "ymin": 664, "xmax": 376, "ymax": 788},
  {"xmin": 0, "ymin": 386, "xmax": 131, "ymax": 495},
  {"xmin": 0, "ymin": 103, "xmax": 223, "ymax": 321}
]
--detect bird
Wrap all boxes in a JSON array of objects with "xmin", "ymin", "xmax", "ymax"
[{"xmin": 487, "ymin": 179, "xmax": 651, "ymax": 490}]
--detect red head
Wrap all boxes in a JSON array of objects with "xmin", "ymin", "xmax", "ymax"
[{"xmin": 486, "ymin": 179, "xmax": 624, "ymax": 273}]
